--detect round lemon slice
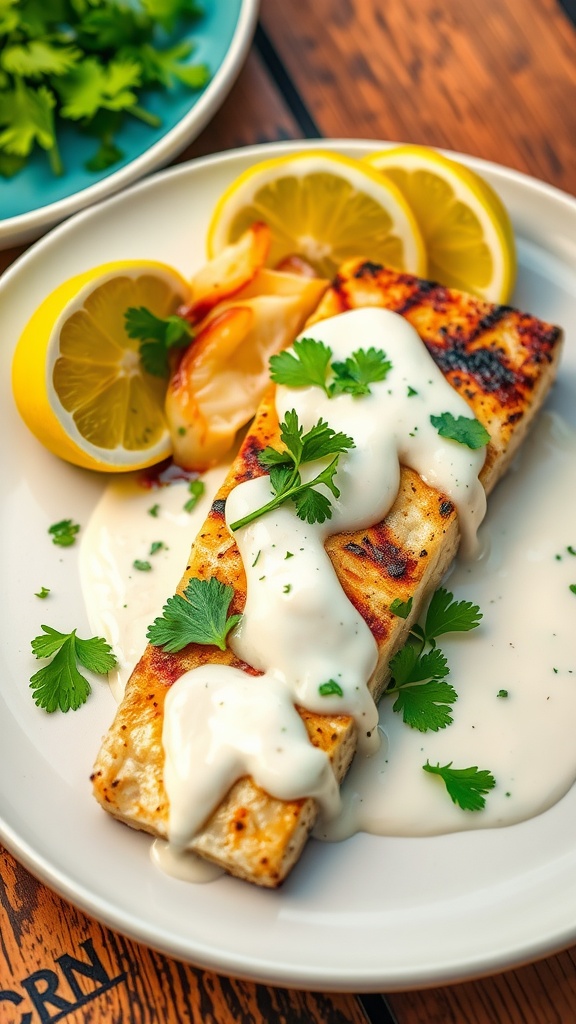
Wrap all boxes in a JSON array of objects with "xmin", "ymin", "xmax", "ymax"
[
  {"xmin": 366, "ymin": 145, "xmax": 516, "ymax": 302},
  {"xmin": 12, "ymin": 260, "xmax": 191, "ymax": 472},
  {"xmin": 207, "ymin": 150, "xmax": 427, "ymax": 278}
]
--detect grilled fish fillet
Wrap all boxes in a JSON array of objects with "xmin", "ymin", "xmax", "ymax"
[{"xmin": 92, "ymin": 260, "xmax": 563, "ymax": 887}]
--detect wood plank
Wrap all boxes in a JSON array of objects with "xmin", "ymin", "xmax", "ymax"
[
  {"xmin": 259, "ymin": 0, "xmax": 576, "ymax": 193},
  {"xmin": 387, "ymin": 948, "xmax": 576, "ymax": 1023},
  {"xmin": 0, "ymin": 845, "xmax": 370, "ymax": 1024}
]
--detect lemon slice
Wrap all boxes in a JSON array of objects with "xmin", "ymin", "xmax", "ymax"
[
  {"xmin": 366, "ymin": 145, "xmax": 516, "ymax": 303},
  {"xmin": 12, "ymin": 260, "xmax": 191, "ymax": 472},
  {"xmin": 207, "ymin": 150, "xmax": 427, "ymax": 278}
]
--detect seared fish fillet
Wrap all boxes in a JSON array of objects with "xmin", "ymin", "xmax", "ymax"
[{"xmin": 92, "ymin": 260, "xmax": 563, "ymax": 887}]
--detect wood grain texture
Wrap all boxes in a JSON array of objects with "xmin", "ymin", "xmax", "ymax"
[
  {"xmin": 0, "ymin": 846, "xmax": 370, "ymax": 1024},
  {"xmin": 387, "ymin": 948, "xmax": 576, "ymax": 1023},
  {"xmin": 3, "ymin": 4, "xmax": 576, "ymax": 1021},
  {"xmin": 260, "ymin": 0, "xmax": 576, "ymax": 194}
]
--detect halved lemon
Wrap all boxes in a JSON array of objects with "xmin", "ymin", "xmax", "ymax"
[
  {"xmin": 207, "ymin": 150, "xmax": 427, "ymax": 279},
  {"xmin": 12, "ymin": 260, "xmax": 191, "ymax": 472},
  {"xmin": 366, "ymin": 145, "xmax": 516, "ymax": 302}
]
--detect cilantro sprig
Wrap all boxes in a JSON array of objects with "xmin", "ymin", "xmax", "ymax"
[
  {"xmin": 269, "ymin": 337, "xmax": 392, "ymax": 398},
  {"xmin": 0, "ymin": 0, "xmax": 210, "ymax": 179},
  {"xmin": 124, "ymin": 307, "xmax": 192, "ymax": 377},
  {"xmin": 386, "ymin": 588, "xmax": 482, "ymax": 732},
  {"xmin": 228, "ymin": 410, "xmax": 355, "ymax": 532},
  {"xmin": 30, "ymin": 626, "xmax": 117, "ymax": 713},
  {"xmin": 147, "ymin": 576, "xmax": 241, "ymax": 653},
  {"xmin": 422, "ymin": 761, "xmax": 496, "ymax": 811},
  {"xmin": 430, "ymin": 412, "xmax": 490, "ymax": 449}
]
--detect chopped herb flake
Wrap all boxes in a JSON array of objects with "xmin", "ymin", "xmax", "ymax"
[
  {"xmin": 184, "ymin": 479, "xmax": 205, "ymax": 513},
  {"xmin": 48, "ymin": 519, "xmax": 80, "ymax": 546},
  {"xmin": 319, "ymin": 680, "xmax": 344, "ymax": 697},
  {"xmin": 133, "ymin": 559, "xmax": 152, "ymax": 571}
]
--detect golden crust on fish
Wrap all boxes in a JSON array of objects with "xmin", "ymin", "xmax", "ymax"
[{"xmin": 92, "ymin": 263, "xmax": 563, "ymax": 887}]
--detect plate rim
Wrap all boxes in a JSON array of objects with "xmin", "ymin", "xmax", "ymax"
[
  {"xmin": 0, "ymin": 0, "xmax": 260, "ymax": 249},
  {"xmin": 2, "ymin": 137, "xmax": 576, "ymax": 993}
]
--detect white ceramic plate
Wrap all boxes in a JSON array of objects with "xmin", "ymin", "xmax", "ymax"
[
  {"xmin": 1, "ymin": 140, "xmax": 576, "ymax": 993},
  {"xmin": 0, "ymin": 0, "xmax": 259, "ymax": 249}
]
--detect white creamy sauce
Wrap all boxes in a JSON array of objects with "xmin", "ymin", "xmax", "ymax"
[
  {"xmin": 151, "ymin": 839, "xmax": 224, "ymax": 883},
  {"xmin": 80, "ymin": 462, "xmax": 230, "ymax": 701},
  {"xmin": 80, "ymin": 308, "xmax": 576, "ymax": 872}
]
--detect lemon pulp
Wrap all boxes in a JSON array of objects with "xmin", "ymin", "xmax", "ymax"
[
  {"xmin": 207, "ymin": 151, "xmax": 427, "ymax": 279},
  {"xmin": 366, "ymin": 145, "xmax": 516, "ymax": 302},
  {"xmin": 12, "ymin": 261, "xmax": 191, "ymax": 472}
]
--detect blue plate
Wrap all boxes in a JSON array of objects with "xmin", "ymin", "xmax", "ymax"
[{"xmin": 0, "ymin": 0, "xmax": 258, "ymax": 247}]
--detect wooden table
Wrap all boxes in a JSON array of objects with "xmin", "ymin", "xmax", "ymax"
[{"xmin": 2, "ymin": 0, "xmax": 576, "ymax": 1020}]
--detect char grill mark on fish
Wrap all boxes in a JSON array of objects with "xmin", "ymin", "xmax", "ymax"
[{"xmin": 92, "ymin": 262, "xmax": 563, "ymax": 888}]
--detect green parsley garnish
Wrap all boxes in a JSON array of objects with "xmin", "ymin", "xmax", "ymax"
[
  {"xmin": 124, "ymin": 307, "xmax": 192, "ymax": 377},
  {"xmin": 407, "ymin": 385, "xmax": 418, "ymax": 397},
  {"xmin": 0, "ymin": 1, "xmax": 210, "ymax": 179},
  {"xmin": 184, "ymin": 479, "xmax": 205, "ymax": 513},
  {"xmin": 133, "ymin": 559, "xmax": 152, "ymax": 571},
  {"xmin": 35, "ymin": 586, "xmax": 50, "ymax": 599},
  {"xmin": 422, "ymin": 761, "xmax": 496, "ymax": 811},
  {"xmin": 48, "ymin": 519, "xmax": 80, "ymax": 546},
  {"xmin": 229, "ymin": 410, "xmax": 355, "ymax": 532},
  {"xmin": 430, "ymin": 412, "xmax": 490, "ymax": 449},
  {"xmin": 269, "ymin": 337, "xmax": 392, "ymax": 398},
  {"xmin": 148, "ymin": 503, "xmax": 160, "ymax": 517},
  {"xmin": 386, "ymin": 588, "xmax": 482, "ymax": 732},
  {"xmin": 318, "ymin": 680, "xmax": 344, "ymax": 697},
  {"xmin": 570, "ymin": 584, "xmax": 576, "ymax": 596},
  {"xmin": 568, "ymin": 546, "xmax": 576, "ymax": 556},
  {"xmin": 147, "ymin": 577, "xmax": 241, "ymax": 653},
  {"xmin": 389, "ymin": 596, "xmax": 413, "ymax": 619},
  {"xmin": 30, "ymin": 626, "xmax": 116, "ymax": 713},
  {"xmin": 497, "ymin": 689, "xmax": 509, "ymax": 698},
  {"xmin": 149, "ymin": 541, "xmax": 165, "ymax": 556}
]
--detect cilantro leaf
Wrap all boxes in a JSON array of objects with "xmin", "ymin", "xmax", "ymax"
[
  {"xmin": 0, "ymin": 81, "xmax": 60, "ymax": 172},
  {"xmin": 141, "ymin": 0, "xmax": 203, "ymax": 32},
  {"xmin": 270, "ymin": 339, "xmax": 392, "ymax": 399},
  {"xmin": 424, "ymin": 587, "xmax": 482, "ymax": 640},
  {"xmin": 300, "ymin": 419, "xmax": 354, "ymax": 463},
  {"xmin": 389, "ymin": 596, "xmax": 413, "ymax": 619},
  {"xmin": 30, "ymin": 626, "xmax": 116, "ymax": 713},
  {"xmin": 147, "ymin": 577, "xmax": 241, "ymax": 653},
  {"xmin": 85, "ymin": 135, "xmax": 123, "ymax": 172},
  {"xmin": 269, "ymin": 463, "xmax": 297, "ymax": 496},
  {"xmin": 74, "ymin": 634, "xmax": 118, "ymax": 675},
  {"xmin": 330, "ymin": 347, "xmax": 392, "ymax": 396},
  {"xmin": 124, "ymin": 306, "xmax": 192, "ymax": 377},
  {"xmin": 389, "ymin": 644, "xmax": 449, "ymax": 686},
  {"xmin": 422, "ymin": 761, "xmax": 496, "ymax": 811},
  {"xmin": 430, "ymin": 412, "xmax": 490, "ymax": 449},
  {"xmin": 393, "ymin": 680, "xmax": 457, "ymax": 732},
  {"xmin": 229, "ymin": 412, "xmax": 355, "ymax": 532},
  {"xmin": 293, "ymin": 484, "xmax": 333, "ymax": 525},
  {"xmin": 0, "ymin": 2, "xmax": 212, "ymax": 177},
  {"xmin": 270, "ymin": 337, "xmax": 332, "ymax": 394},
  {"xmin": 2, "ymin": 41, "xmax": 82, "ymax": 79},
  {"xmin": 55, "ymin": 57, "xmax": 142, "ymax": 120}
]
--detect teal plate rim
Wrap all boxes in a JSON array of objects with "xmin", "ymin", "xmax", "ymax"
[{"xmin": 0, "ymin": 0, "xmax": 259, "ymax": 249}]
